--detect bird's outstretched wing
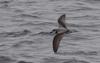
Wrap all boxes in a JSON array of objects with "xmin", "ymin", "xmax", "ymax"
[
  {"xmin": 58, "ymin": 14, "xmax": 67, "ymax": 29},
  {"xmin": 53, "ymin": 32, "xmax": 65, "ymax": 53}
]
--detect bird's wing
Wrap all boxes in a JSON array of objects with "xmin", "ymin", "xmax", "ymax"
[
  {"xmin": 53, "ymin": 32, "xmax": 65, "ymax": 53},
  {"xmin": 58, "ymin": 14, "xmax": 67, "ymax": 29}
]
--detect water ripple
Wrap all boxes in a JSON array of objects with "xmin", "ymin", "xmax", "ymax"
[
  {"xmin": 69, "ymin": 23, "xmax": 100, "ymax": 28},
  {"xmin": 17, "ymin": 61, "xmax": 32, "ymax": 63},
  {"xmin": 19, "ymin": 22, "xmax": 54, "ymax": 26},
  {"xmin": 69, "ymin": 15, "xmax": 100, "ymax": 20},
  {"xmin": 31, "ymin": 31, "xmax": 51, "ymax": 36},
  {"xmin": 0, "ymin": 55, "xmax": 16, "ymax": 63},
  {"xmin": 69, "ymin": 6, "xmax": 97, "ymax": 11},
  {"xmin": 43, "ymin": 57, "xmax": 90, "ymax": 63},
  {"xmin": 0, "ymin": 29, "xmax": 31, "ymax": 37},
  {"xmin": 58, "ymin": 51, "xmax": 98, "ymax": 56},
  {"xmin": 63, "ymin": 59, "xmax": 90, "ymax": 63},
  {"xmin": 12, "ymin": 40, "xmax": 34, "ymax": 48},
  {"xmin": 13, "ymin": 14, "xmax": 40, "ymax": 19},
  {"xmin": 0, "ymin": 0, "xmax": 12, "ymax": 4}
]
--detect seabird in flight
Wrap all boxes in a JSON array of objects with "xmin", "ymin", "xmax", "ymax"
[{"xmin": 52, "ymin": 14, "xmax": 71, "ymax": 53}]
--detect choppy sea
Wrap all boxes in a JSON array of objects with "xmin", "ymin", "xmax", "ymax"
[{"xmin": 0, "ymin": 0, "xmax": 100, "ymax": 63}]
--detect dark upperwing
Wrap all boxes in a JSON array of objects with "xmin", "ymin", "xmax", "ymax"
[
  {"xmin": 58, "ymin": 14, "xmax": 68, "ymax": 29},
  {"xmin": 53, "ymin": 32, "xmax": 65, "ymax": 53}
]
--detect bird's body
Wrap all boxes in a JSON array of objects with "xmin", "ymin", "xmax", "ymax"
[{"xmin": 52, "ymin": 14, "xmax": 70, "ymax": 53}]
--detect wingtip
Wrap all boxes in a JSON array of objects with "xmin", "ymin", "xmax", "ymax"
[
  {"xmin": 62, "ymin": 14, "xmax": 66, "ymax": 16},
  {"xmin": 61, "ymin": 14, "xmax": 66, "ymax": 18},
  {"xmin": 53, "ymin": 47, "xmax": 58, "ymax": 53},
  {"xmin": 53, "ymin": 38, "xmax": 59, "ymax": 53},
  {"xmin": 59, "ymin": 14, "xmax": 66, "ymax": 19},
  {"xmin": 53, "ymin": 42, "xmax": 58, "ymax": 53}
]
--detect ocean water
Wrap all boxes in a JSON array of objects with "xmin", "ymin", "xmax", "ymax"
[{"xmin": 0, "ymin": 0, "xmax": 100, "ymax": 63}]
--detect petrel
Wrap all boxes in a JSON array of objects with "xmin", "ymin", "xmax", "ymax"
[{"xmin": 52, "ymin": 14, "xmax": 70, "ymax": 53}]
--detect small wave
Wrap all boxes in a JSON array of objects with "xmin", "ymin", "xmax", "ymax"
[
  {"xmin": 23, "ymin": 0, "xmax": 37, "ymax": 4},
  {"xmin": 14, "ymin": 9, "xmax": 24, "ymax": 13},
  {"xmin": 94, "ymin": 0, "xmax": 100, "ymax": 1},
  {"xmin": 0, "ymin": 55, "xmax": 16, "ymax": 63},
  {"xmin": 70, "ymin": 7, "xmax": 96, "ymax": 11},
  {"xmin": 19, "ymin": 22, "xmax": 36, "ymax": 26},
  {"xmin": 31, "ymin": 31, "xmax": 51, "ymax": 36},
  {"xmin": 13, "ymin": 14, "xmax": 40, "ymax": 19},
  {"xmin": 84, "ymin": 0, "xmax": 100, "ymax": 2},
  {"xmin": 0, "ymin": 29, "xmax": 31, "ymax": 37},
  {"xmin": 69, "ymin": 15, "xmax": 100, "ymax": 20},
  {"xmin": 69, "ymin": 23, "xmax": 100, "ymax": 28},
  {"xmin": 19, "ymin": 22, "xmax": 54, "ymax": 26},
  {"xmin": 82, "ymin": 28, "xmax": 100, "ymax": 32},
  {"xmin": 17, "ymin": 60, "xmax": 32, "ymax": 63},
  {"xmin": 68, "ymin": 35, "xmax": 90, "ymax": 40},
  {"xmin": 12, "ymin": 40, "xmax": 34, "ymax": 48},
  {"xmin": 43, "ymin": 57, "xmax": 90, "ymax": 63},
  {"xmin": 63, "ymin": 59, "xmax": 90, "ymax": 63},
  {"xmin": 49, "ymin": 0, "xmax": 60, "ymax": 1},
  {"xmin": 75, "ymin": 2, "xmax": 86, "ymax": 5},
  {"xmin": 58, "ymin": 51, "xmax": 98, "ymax": 56},
  {"xmin": 83, "ymin": 0, "xmax": 100, "ymax": 4},
  {"xmin": 0, "ymin": 0, "xmax": 13, "ymax": 8},
  {"xmin": 0, "ymin": 0, "xmax": 12, "ymax": 4},
  {"xmin": 32, "ymin": 22, "xmax": 55, "ymax": 26},
  {"xmin": 35, "ymin": 22, "xmax": 55, "ymax": 26}
]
